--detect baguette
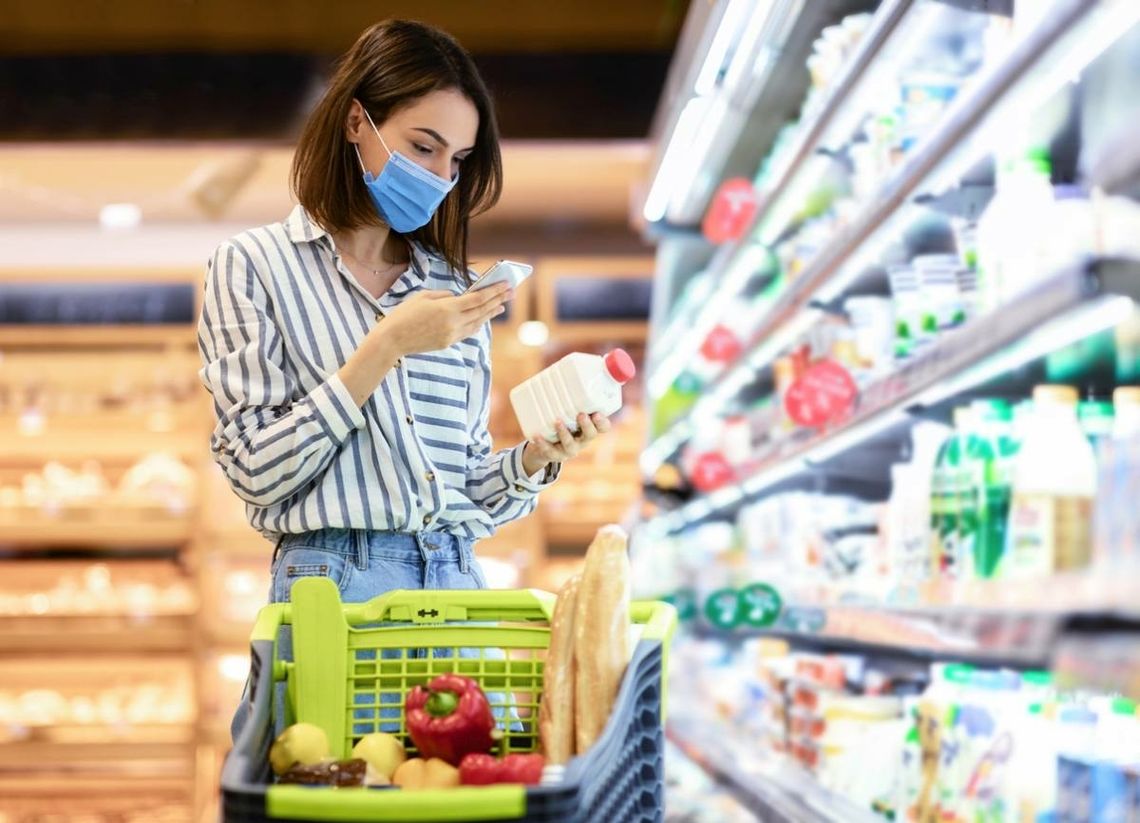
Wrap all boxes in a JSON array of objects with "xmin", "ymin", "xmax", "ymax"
[
  {"xmin": 539, "ymin": 574, "xmax": 581, "ymax": 765},
  {"xmin": 574, "ymin": 525, "xmax": 631, "ymax": 755}
]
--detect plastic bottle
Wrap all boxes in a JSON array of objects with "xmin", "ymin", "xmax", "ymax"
[
  {"xmin": 1003, "ymin": 386, "xmax": 1097, "ymax": 577},
  {"xmin": 510, "ymin": 349, "xmax": 636, "ymax": 442},
  {"xmin": 930, "ymin": 407, "xmax": 973, "ymax": 580},
  {"xmin": 1078, "ymin": 400, "xmax": 1115, "ymax": 451},
  {"xmin": 960, "ymin": 399, "xmax": 1016, "ymax": 579},
  {"xmin": 1094, "ymin": 387, "xmax": 1140, "ymax": 571},
  {"xmin": 975, "ymin": 147, "xmax": 1054, "ymax": 309}
]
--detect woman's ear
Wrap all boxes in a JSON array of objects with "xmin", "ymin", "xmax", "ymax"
[{"xmin": 345, "ymin": 99, "xmax": 367, "ymax": 145}]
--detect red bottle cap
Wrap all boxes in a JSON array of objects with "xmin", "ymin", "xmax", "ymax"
[{"xmin": 604, "ymin": 349, "xmax": 637, "ymax": 384}]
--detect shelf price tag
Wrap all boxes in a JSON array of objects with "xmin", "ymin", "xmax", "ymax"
[
  {"xmin": 703, "ymin": 588, "xmax": 743, "ymax": 630},
  {"xmin": 784, "ymin": 359, "xmax": 858, "ymax": 428},
  {"xmin": 739, "ymin": 583, "xmax": 782, "ymax": 628}
]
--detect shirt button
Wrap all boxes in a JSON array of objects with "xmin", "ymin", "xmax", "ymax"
[
  {"xmin": 514, "ymin": 484, "xmax": 525, "ymax": 492},
  {"xmin": 375, "ymin": 313, "xmax": 383, "ymax": 322},
  {"xmin": 405, "ymin": 415, "xmax": 414, "ymax": 425},
  {"xmin": 423, "ymin": 515, "xmax": 432, "ymax": 526},
  {"xmin": 425, "ymin": 472, "xmax": 436, "ymax": 483}
]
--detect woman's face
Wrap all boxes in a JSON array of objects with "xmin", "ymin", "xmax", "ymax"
[{"xmin": 348, "ymin": 88, "xmax": 479, "ymax": 182}]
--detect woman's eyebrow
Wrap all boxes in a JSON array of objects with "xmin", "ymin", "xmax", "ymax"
[{"xmin": 412, "ymin": 127, "xmax": 474, "ymax": 153}]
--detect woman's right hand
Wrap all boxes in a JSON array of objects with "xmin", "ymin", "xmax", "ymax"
[{"xmin": 382, "ymin": 283, "xmax": 512, "ymax": 356}]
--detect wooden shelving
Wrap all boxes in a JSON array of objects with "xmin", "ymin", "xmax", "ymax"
[
  {"xmin": 0, "ymin": 505, "xmax": 196, "ymax": 548},
  {"xmin": 0, "ymin": 614, "xmax": 195, "ymax": 654}
]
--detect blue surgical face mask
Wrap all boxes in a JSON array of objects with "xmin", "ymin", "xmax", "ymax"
[{"xmin": 356, "ymin": 108, "xmax": 458, "ymax": 233}]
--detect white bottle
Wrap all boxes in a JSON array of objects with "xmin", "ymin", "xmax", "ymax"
[
  {"xmin": 1095, "ymin": 387, "xmax": 1140, "ymax": 570},
  {"xmin": 975, "ymin": 148, "xmax": 1054, "ymax": 310},
  {"xmin": 1003, "ymin": 385, "xmax": 1097, "ymax": 578},
  {"xmin": 510, "ymin": 349, "xmax": 636, "ymax": 442}
]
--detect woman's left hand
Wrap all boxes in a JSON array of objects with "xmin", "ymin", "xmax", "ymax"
[{"xmin": 522, "ymin": 413, "xmax": 612, "ymax": 476}]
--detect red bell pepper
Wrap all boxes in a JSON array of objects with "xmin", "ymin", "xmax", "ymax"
[
  {"xmin": 405, "ymin": 674, "xmax": 496, "ymax": 766},
  {"xmin": 459, "ymin": 752, "xmax": 546, "ymax": 786}
]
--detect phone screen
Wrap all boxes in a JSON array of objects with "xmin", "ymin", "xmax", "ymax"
[{"xmin": 469, "ymin": 260, "xmax": 534, "ymax": 292}]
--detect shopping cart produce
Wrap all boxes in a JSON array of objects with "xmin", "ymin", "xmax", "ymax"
[{"xmin": 221, "ymin": 577, "xmax": 676, "ymax": 822}]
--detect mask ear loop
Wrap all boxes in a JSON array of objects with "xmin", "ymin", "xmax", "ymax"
[{"xmin": 353, "ymin": 104, "xmax": 393, "ymax": 175}]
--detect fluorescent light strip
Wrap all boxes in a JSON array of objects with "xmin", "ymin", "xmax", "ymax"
[
  {"xmin": 694, "ymin": 0, "xmax": 755, "ymax": 96},
  {"xmin": 917, "ymin": 295, "xmax": 1136, "ymax": 408},
  {"xmin": 643, "ymin": 96, "xmax": 712, "ymax": 223},
  {"xmin": 666, "ymin": 95, "xmax": 733, "ymax": 217},
  {"xmin": 723, "ymin": 2, "xmax": 778, "ymax": 94}
]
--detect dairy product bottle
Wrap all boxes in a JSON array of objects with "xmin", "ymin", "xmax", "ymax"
[
  {"xmin": 1003, "ymin": 385, "xmax": 1097, "ymax": 577},
  {"xmin": 960, "ymin": 399, "xmax": 1015, "ymax": 579},
  {"xmin": 1093, "ymin": 387, "xmax": 1140, "ymax": 570},
  {"xmin": 930, "ymin": 407, "xmax": 972, "ymax": 580},
  {"xmin": 510, "ymin": 349, "xmax": 636, "ymax": 442}
]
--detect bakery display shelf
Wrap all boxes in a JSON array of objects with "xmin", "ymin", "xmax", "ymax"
[
  {"xmin": 657, "ymin": 257, "xmax": 1140, "ymax": 533},
  {"xmin": 668, "ymin": 713, "xmax": 880, "ymax": 823},
  {"xmin": 644, "ymin": 0, "xmax": 1109, "ymax": 470},
  {"xmin": 0, "ymin": 505, "xmax": 196, "ymax": 548},
  {"xmin": 0, "ymin": 431, "xmax": 204, "ymax": 463},
  {"xmin": 0, "ymin": 324, "xmax": 198, "ymax": 348},
  {"xmin": 0, "ymin": 613, "xmax": 195, "ymax": 654},
  {"xmin": 0, "ymin": 738, "xmax": 194, "ymax": 769}
]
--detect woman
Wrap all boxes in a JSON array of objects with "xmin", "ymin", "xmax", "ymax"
[{"xmin": 198, "ymin": 20, "xmax": 610, "ymax": 672}]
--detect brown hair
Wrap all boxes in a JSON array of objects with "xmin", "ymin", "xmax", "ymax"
[{"xmin": 291, "ymin": 19, "xmax": 502, "ymax": 277}]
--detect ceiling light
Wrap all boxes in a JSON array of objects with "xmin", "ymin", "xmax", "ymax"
[
  {"xmin": 99, "ymin": 203, "xmax": 141, "ymax": 231},
  {"xmin": 518, "ymin": 320, "xmax": 550, "ymax": 347}
]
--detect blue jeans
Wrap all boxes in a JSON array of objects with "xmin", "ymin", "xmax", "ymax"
[{"xmin": 231, "ymin": 528, "xmax": 490, "ymax": 743}]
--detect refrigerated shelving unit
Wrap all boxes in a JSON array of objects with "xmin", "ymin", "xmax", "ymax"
[{"xmin": 637, "ymin": 0, "xmax": 1140, "ymax": 818}]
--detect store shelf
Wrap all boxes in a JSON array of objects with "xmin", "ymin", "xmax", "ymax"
[
  {"xmin": 0, "ymin": 430, "xmax": 204, "ymax": 463},
  {"xmin": 0, "ymin": 740, "xmax": 193, "ymax": 775},
  {"xmin": 668, "ymin": 713, "xmax": 881, "ymax": 823},
  {"xmin": 0, "ymin": 613, "xmax": 195, "ymax": 654},
  {"xmin": 657, "ymin": 257, "xmax": 1140, "ymax": 532},
  {"xmin": 647, "ymin": 0, "xmax": 913, "ymax": 397},
  {"xmin": 1054, "ymin": 639, "xmax": 1140, "ymax": 703},
  {"xmin": 0, "ymin": 324, "xmax": 198, "ymax": 348},
  {"xmin": 693, "ymin": 569, "xmax": 1140, "ymax": 667},
  {"xmin": 0, "ymin": 505, "xmax": 195, "ymax": 548},
  {"xmin": 644, "ymin": 0, "xmax": 1112, "ymax": 474}
]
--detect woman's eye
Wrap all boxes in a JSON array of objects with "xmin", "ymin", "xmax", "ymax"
[{"xmin": 413, "ymin": 143, "xmax": 432, "ymax": 155}]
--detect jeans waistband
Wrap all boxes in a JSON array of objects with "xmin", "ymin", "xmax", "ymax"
[{"xmin": 273, "ymin": 528, "xmax": 471, "ymax": 571}]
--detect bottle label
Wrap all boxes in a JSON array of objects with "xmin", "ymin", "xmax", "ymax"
[{"xmin": 1006, "ymin": 494, "xmax": 1093, "ymax": 575}]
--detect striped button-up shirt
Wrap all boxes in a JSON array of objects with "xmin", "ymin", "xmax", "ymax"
[{"xmin": 197, "ymin": 205, "xmax": 556, "ymax": 540}]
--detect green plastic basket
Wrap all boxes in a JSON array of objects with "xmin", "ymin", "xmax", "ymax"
[{"xmin": 222, "ymin": 577, "xmax": 677, "ymax": 822}]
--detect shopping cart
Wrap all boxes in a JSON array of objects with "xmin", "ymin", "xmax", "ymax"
[{"xmin": 221, "ymin": 576, "xmax": 677, "ymax": 823}]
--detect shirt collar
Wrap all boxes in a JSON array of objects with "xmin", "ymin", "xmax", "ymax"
[
  {"xmin": 283, "ymin": 205, "xmax": 442, "ymax": 297},
  {"xmin": 283, "ymin": 205, "xmax": 329, "ymax": 245}
]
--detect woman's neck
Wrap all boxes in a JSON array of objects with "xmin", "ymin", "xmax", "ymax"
[{"xmin": 333, "ymin": 224, "xmax": 408, "ymax": 268}]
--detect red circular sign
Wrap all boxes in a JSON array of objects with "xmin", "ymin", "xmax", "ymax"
[
  {"xmin": 702, "ymin": 178, "xmax": 758, "ymax": 244},
  {"xmin": 783, "ymin": 359, "xmax": 858, "ymax": 428}
]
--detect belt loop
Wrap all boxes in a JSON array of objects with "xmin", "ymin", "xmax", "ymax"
[
  {"xmin": 353, "ymin": 530, "xmax": 369, "ymax": 571},
  {"xmin": 415, "ymin": 532, "xmax": 431, "ymax": 565},
  {"xmin": 457, "ymin": 536, "xmax": 470, "ymax": 574},
  {"xmin": 271, "ymin": 533, "xmax": 286, "ymax": 565}
]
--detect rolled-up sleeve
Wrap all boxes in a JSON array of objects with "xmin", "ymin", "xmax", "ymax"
[
  {"xmin": 464, "ymin": 322, "xmax": 558, "ymax": 528},
  {"xmin": 197, "ymin": 241, "xmax": 365, "ymax": 507}
]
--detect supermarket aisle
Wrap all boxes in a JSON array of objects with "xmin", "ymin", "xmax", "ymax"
[
  {"xmin": 634, "ymin": 0, "xmax": 1140, "ymax": 819},
  {"xmin": 665, "ymin": 741, "xmax": 763, "ymax": 822}
]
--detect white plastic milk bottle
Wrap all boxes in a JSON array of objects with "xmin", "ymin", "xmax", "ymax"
[
  {"xmin": 510, "ymin": 349, "xmax": 636, "ymax": 442},
  {"xmin": 1002, "ymin": 385, "xmax": 1097, "ymax": 577}
]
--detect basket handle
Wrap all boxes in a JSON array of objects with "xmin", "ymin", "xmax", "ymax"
[
  {"xmin": 345, "ymin": 587, "xmax": 557, "ymax": 626},
  {"xmin": 631, "ymin": 599, "xmax": 678, "ymax": 644}
]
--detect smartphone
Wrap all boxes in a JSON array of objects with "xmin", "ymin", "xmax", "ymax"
[{"xmin": 469, "ymin": 260, "xmax": 533, "ymax": 292}]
